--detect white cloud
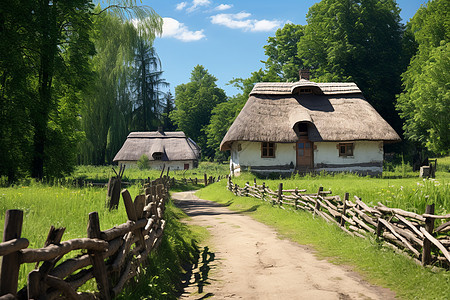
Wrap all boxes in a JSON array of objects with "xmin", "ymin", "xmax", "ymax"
[
  {"xmin": 176, "ymin": 2, "xmax": 188, "ymax": 10},
  {"xmin": 187, "ymin": 0, "xmax": 211, "ymax": 12},
  {"xmin": 215, "ymin": 4, "xmax": 233, "ymax": 11},
  {"xmin": 211, "ymin": 12, "xmax": 282, "ymax": 32},
  {"xmin": 161, "ymin": 17, "xmax": 206, "ymax": 42}
]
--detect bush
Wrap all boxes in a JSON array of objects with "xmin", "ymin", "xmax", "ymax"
[{"xmin": 137, "ymin": 154, "xmax": 150, "ymax": 170}]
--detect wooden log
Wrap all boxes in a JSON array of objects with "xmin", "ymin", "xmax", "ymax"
[
  {"xmin": 87, "ymin": 212, "xmax": 111, "ymax": 300},
  {"xmin": 420, "ymin": 226, "xmax": 450, "ymax": 263},
  {"xmin": 390, "ymin": 223, "xmax": 423, "ymax": 247},
  {"xmin": 100, "ymin": 219, "xmax": 145, "ymax": 241},
  {"xmin": 121, "ymin": 190, "xmax": 145, "ymax": 248},
  {"xmin": 376, "ymin": 206, "xmax": 426, "ymax": 222},
  {"xmin": 422, "ymin": 213, "xmax": 450, "ymax": 219},
  {"xmin": 422, "ymin": 204, "xmax": 435, "ymax": 266},
  {"xmin": 49, "ymin": 237, "xmax": 122, "ymax": 280},
  {"xmin": 316, "ymin": 199, "xmax": 341, "ymax": 219},
  {"xmin": 435, "ymin": 221, "xmax": 450, "ymax": 233},
  {"xmin": 354, "ymin": 197, "xmax": 380, "ymax": 215},
  {"xmin": 340, "ymin": 193, "xmax": 349, "ymax": 227},
  {"xmin": 134, "ymin": 195, "xmax": 146, "ymax": 219},
  {"xmin": 352, "ymin": 216, "xmax": 376, "ymax": 234},
  {"xmin": 0, "ymin": 238, "xmax": 29, "ymax": 256},
  {"xmin": 378, "ymin": 219, "xmax": 420, "ymax": 257},
  {"xmin": 0, "ymin": 209, "xmax": 23, "ymax": 296},
  {"xmin": 46, "ymin": 275, "xmax": 79, "ymax": 300},
  {"xmin": 395, "ymin": 214, "xmax": 424, "ymax": 238},
  {"xmin": 0, "ymin": 294, "xmax": 15, "ymax": 300},
  {"xmin": 111, "ymin": 232, "xmax": 135, "ymax": 272},
  {"xmin": 353, "ymin": 206, "xmax": 377, "ymax": 227},
  {"xmin": 27, "ymin": 269, "xmax": 42, "ymax": 300},
  {"xmin": 36, "ymin": 226, "xmax": 65, "ymax": 271},
  {"xmin": 19, "ymin": 238, "xmax": 108, "ymax": 263}
]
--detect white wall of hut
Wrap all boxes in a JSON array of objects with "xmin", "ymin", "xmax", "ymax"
[
  {"xmin": 118, "ymin": 160, "xmax": 196, "ymax": 170},
  {"xmin": 230, "ymin": 140, "xmax": 384, "ymax": 175}
]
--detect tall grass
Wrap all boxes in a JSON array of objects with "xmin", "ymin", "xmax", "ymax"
[
  {"xmin": 230, "ymin": 171, "xmax": 449, "ymax": 216},
  {"xmin": 0, "ymin": 182, "xmax": 141, "ymax": 288}
]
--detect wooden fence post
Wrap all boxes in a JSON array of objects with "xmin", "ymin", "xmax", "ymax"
[
  {"xmin": 422, "ymin": 204, "xmax": 435, "ymax": 266},
  {"xmin": 262, "ymin": 182, "xmax": 266, "ymax": 201},
  {"xmin": 294, "ymin": 188, "xmax": 298, "ymax": 210},
  {"xmin": 0, "ymin": 209, "xmax": 23, "ymax": 297},
  {"xmin": 87, "ymin": 212, "xmax": 111, "ymax": 300},
  {"xmin": 204, "ymin": 174, "xmax": 208, "ymax": 186},
  {"xmin": 276, "ymin": 183, "xmax": 283, "ymax": 206},
  {"xmin": 314, "ymin": 187, "xmax": 323, "ymax": 215},
  {"xmin": 245, "ymin": 182, "xmax": 250, "ymax": 197},
  {"xmin": 340, "ymin": 193, "xmax": 349, "ymax": 227},
  {"xmin": 253, "ymin": 178, "xmax": 257, "ymax": 187}
]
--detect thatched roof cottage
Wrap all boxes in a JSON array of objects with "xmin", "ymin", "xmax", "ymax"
[
  {"xmin": 220, "ymin": 70, "xmax": 400, "ymax": 176},
  {"xmin": 114, "ymin": 130, "xmax": 201, "ymax": 170}
]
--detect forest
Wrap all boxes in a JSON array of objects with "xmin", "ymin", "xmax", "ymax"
[{"xmin": 0, "ymin": 0, "xmax": 449, "ymax": 181}]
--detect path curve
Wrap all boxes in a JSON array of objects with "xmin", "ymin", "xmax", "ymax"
[{"xmin": 173, "ymin": 191, "xmax": 395, "ymax": 300}]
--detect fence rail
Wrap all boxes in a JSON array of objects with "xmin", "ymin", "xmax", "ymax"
[
  {"xmin": 227, "ymin": 177, "xmax": 450, "ymax": 268},
  {"xmin": 0, "ymin": 176, "xmax": 171, "ymax": 300}
]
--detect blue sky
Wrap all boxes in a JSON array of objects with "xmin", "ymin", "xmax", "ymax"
[{"xmin": 144, "ymin": 0, "xmax": 428, "ymax": 97}]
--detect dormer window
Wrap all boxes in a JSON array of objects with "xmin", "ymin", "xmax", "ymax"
[
  {"xmin": 153, "ymin": 152, "xmax": 163, "ymax": 160},
  {"xmin": 299, "ymin": 88, "xmax": 313, "ymax": 94}
]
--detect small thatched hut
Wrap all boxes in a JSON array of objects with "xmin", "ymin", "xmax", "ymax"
[
  {"xmin": 114, "ymin": 130, "xmax": 201, "ymax": 170},
  {"xmin": 220, "ymin": 71, "xmax": 400, "ymax": 176}
]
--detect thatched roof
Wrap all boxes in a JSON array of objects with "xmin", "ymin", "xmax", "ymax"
[
  {"xmin": 113, "ymin": 131, "xmax": 201, "ymax": 162},
  {"xmin": 220, "ymin": 80, "xmax": 400, "ymax": 151}
]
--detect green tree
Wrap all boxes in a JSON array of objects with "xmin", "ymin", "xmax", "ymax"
[
  {"xmin": 206, "ymin": 70, "xmax": 266, "ymax": 158},
  {"xmin": 396, "ymin": 0, "xmax": 450, "ymax": 155},
  {"xmin": 170, "ymin": 65, "xmax": 227, "ymax": 157},
  {"xmin": 161, "ymin": 91, "xmax": 176, "ymax": 131},
  {"xmin": 262, "ymin": 23, "xmax": 305, "ymax": 81},
  {"xmin": 79, "ymin": 7, "xmax": 163, "ymax": 165},
  {"xmin": 1, "ymin": 0, "xmax": 162, "ymax": 178},
  {"xmin": 297, "ymin": 0, "xmax": 405, "ymax": 130},
  {"xmin": 131, "ymin": 39, "xmax": 168, "ymax": 131}
]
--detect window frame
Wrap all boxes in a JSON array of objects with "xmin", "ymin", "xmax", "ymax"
[
  {"xmin": 261, "ymin": 142, "xmax": 276, "ymax": 158},
  {"xmin": 338, "ymin": 143, "xmax": 354, "ymax": 157}
]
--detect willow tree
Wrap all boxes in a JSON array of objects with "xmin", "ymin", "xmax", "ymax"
[{"xmin": 1, "ymin": 0, "xmax": 162, "ymax": 178}]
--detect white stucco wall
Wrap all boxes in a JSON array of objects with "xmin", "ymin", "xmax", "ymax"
[
  {"xmin": 314, "ymin": 141, "xmax": 383, "ymax": 175},
  {"xmin": 118, "ymin": 160, "xmax": 196, "ymax": 170},
  {"xmin": 229, "ymin": 140, "xmax": 384, "ymax": 175},
  {"xmin": 230, "ymin": 141, "xmax": 296, "ymax": 174}
]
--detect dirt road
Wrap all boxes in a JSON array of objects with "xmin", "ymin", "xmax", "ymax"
[{"xmin": 172, "ymin": 191, "xmax": 395, "ymax": 300}]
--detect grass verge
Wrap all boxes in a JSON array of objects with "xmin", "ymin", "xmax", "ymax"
[
  {"xmin": 196, "ymin": 180, "xmax": 450, "ymax": 300},
  {"xmin": 117, "ymin": 199, "xmax": 206, "ymax": 299}
]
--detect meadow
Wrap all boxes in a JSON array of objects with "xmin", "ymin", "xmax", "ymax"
[{"xmin": 1, "ymin": 158, "xmax": 448, "ymax": 297}]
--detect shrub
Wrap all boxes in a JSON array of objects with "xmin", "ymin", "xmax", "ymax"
[{"xmin": 137, "ymin": 154, "xmax": 150, "ymax": 170}]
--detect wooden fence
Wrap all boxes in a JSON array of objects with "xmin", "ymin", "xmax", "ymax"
[
  {"xmin": 0, "ymin": 177, "xmax": 171, "ymax": 299},
  {"xmin": 227, "ymin": 177, "xmax": 450, "ymax": 268},
  {"xmin": 170, "ymin": 174, "xmax": 224, "ymax": 187}
]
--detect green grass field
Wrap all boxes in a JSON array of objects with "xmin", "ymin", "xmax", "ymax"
[{"xmin": 196, "ymin": 180, "xmax": 450, "ymax": 300}]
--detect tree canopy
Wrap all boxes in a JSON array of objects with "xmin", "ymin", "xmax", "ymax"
[
  {"xmin": 171, "ymin": 65, "xmax": 227, "ymax": 157},
  {"xmin": 396, "ymin": 0, "xmax": 450, "ymax": 155}
]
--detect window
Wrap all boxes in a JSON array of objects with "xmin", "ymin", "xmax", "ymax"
[
  {"xmin": 261, "ymin": 142, "xmax": 275, "ymax": 158},
  {"xmin": 338, "ymin": 143, "xmax": 353, "ymax": 157},
  {"xmin": 299, "ymin": 88, "xmax": 312, "ymax": 94},
  {"xmin": 153, "ymin": 152, "xmax": 162, "ymax": 160}
]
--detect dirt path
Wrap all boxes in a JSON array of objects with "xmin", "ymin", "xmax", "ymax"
[{"xmin": 172, "ymin": 191, "xmax": 395, "ymax": 300}]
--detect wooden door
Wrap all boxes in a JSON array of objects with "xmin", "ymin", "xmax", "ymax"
[{"xmin": 296, "ymin": 137, "xmax": 313, "ymax": 170}]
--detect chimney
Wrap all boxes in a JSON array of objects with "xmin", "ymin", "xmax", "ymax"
[
  {"xmin": 157, "ymin": 126, "xmax": 164, "ymax": 134},
  {"xmin": 299, "ymin": 69, "xmax": 310, "ymax": 81}
]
